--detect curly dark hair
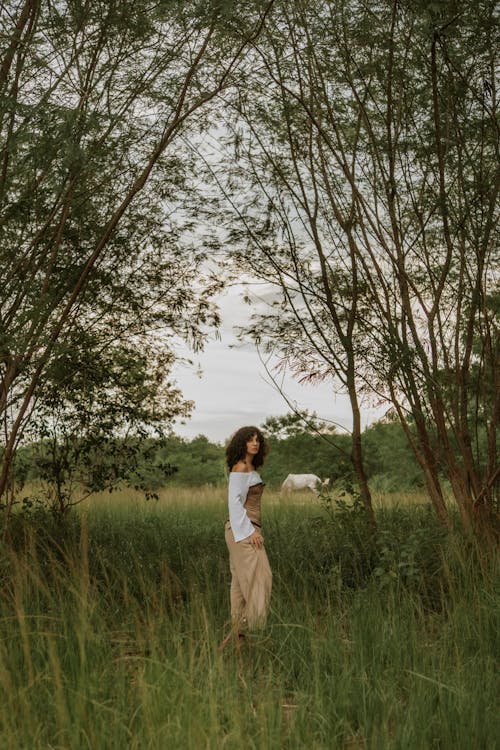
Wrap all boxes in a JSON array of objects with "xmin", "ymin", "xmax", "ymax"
[{"xmin": 225, "ymin": 425, "xmax": 269, "ymax": 470}]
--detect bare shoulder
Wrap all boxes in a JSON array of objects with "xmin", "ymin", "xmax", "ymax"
[{"xmin": 231, "ymin": 460, "xmax": 248, "ymax": 473}]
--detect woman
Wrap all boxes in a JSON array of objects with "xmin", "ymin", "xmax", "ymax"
[{"xmin": 221, "ymin": 425, "xmax": 272, "ymax": 646}]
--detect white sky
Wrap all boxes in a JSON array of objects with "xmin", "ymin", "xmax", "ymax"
[{"xmin": 172, "ymin": 283, "xmax": 387, "ymax": 444}]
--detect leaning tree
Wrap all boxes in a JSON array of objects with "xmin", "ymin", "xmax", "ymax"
[{"xmin": 0, "ymin": 0, "xmax": 275, "ymax": 524}]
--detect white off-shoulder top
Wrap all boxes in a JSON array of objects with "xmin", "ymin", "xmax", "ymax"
[{"xmin": 228, "ymin": 470, "xmax": 263, "ymax": 542}]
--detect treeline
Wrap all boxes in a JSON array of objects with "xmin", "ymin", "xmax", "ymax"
[{"xmin": 16, "ymin": 416, "xmax": 426, "ymax": 496}]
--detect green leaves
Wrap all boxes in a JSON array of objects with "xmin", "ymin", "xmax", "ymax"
[
  {"xmin": 1, "ymin": 0, "xmax": 275, "ymax": 519},
  {"xmin": 218, "ymin": 0, "xmax": 498, "ymax": 534}
]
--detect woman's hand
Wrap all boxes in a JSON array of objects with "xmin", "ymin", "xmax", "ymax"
[{"xmin": 248, "ymin": 530, "xmax": 264, "ymax": 550}]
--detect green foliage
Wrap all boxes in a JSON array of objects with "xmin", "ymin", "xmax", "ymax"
[
  {"xmin": 261, "ymin": 410, "xmax": 338, "ymax": 439},
  {"xmin": 156, "ymin": 435, "xmax": 226, "ymax": 486},
  {"xmin": 263, "ymin": 431, "xmax": 354, "ymax": 487},
  {"xmin": 19, "ymin": 437, "xmax": 177, "ymax": 513},
  {"xmin": 219, "ymin": 0, "xmax": 499, "ymax": 531},
  {"xmin": 1, "ymin": 0, "xmax": 272, "ymax": 513},
  {"xmin": 10, "ymin": 340, "xmax": 188, "ymax": 514},
  {"xmin": 311, "ymin": 483, "xmax": 378, "ymax": 588},
  {"xmin": 13, "ymin": 410, "xmax": 441, "ymax": 499},
  {"xmin": 260, "ymin": 411, "xmax": 426, "ymax": 491},
  {"xmin": 372, "ymin": 510, "xmax": 447, "ymax": 598},
  {"xmin": 259, "ymin": 411, "xmax": 354, "ymax": 487},
  {"xmin": 362, "ymin": 420, "xmax": 425, "ymax": 491},
  {"xmin": 0, "ymin": 496, "xmax": 498, "ymax": 749}
]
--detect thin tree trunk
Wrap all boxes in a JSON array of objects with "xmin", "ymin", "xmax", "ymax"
[{"xmin": 348, "ymin": 370, "xmax": 376, "ymax": 527}]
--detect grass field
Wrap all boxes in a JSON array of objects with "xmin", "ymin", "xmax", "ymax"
[{"xmin": 0, "ymin": 488, "xmax": 498, "ymax": 749}]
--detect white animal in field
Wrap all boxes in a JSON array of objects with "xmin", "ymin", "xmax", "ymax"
[{"xmin": 281, "ymin": 474, "xmax": 330, "ymax": 494}]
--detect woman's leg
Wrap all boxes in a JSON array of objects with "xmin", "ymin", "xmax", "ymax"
[
  {"xmin": 225, "ymin": 522, "xmax": 245, "ymax": 627},
  {"xmin": 229, "ymin": 554, "xmax": 246, "ymax": 623},
  {"xmin": 225, "ymin": 522, "xmax": 272, "ymax": 631},
  {"xmin": 243, "ymin": 546, "xmax": 272, "ymax": 629},
  {"xmin": 228, "ymin": 538, "xmax": 272, "ymax": 629}
]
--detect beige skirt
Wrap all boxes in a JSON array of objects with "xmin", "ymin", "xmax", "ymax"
[{"xmin": 224, "ymin": 520, "xmax": 272, "ymax": 630}]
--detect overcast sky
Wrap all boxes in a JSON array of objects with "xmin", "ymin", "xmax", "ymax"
[{"xmin": 172, "ymin": 283, "xmax": 387, "ymax": 444}]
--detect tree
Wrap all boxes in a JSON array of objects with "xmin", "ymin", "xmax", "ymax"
[
  {"xmin": 0, "ymin": 0, "xmax": 275, "ymax": 525},
  {"xmin": 18, "ymin": 340, "xmax": 183, "ymax": 515},
  {"xmin": 262, "ymin": 410, "xmax": 339, "ymax": 440},
  {"xmin": 220, "ymin": 0, "xmax": 498, "ymax": 535}
]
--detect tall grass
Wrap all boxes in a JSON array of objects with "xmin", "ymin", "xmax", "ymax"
[{"xmin": 0, "ymin": 491, "xmax": 498, "ymax": 749}]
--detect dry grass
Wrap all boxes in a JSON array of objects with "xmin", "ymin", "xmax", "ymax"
[
  {"xmin": 84, "ymin": 485, "xmax": 324, "ymax": 512},
  {"xmin": 17, "ymin": 479, "xmax": 437, "ymax": 515}
]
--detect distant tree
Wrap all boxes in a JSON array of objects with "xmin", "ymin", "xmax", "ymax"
[
  {"xmin": 362, "ymin": 419, "xmax": 424, "ymax": 492},
  {"xmin": 158, "ymin": 434, "xmax": 226, "ymax": 486},
  {"xmin": 262, "ymin": 410, "xmax": 338, "ymax": 440},
  {"xmin": 260, "ymin": 411, "xmax": 353, "ymax": 488}
]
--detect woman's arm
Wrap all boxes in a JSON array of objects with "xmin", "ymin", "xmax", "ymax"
[
  {"xmin": 228, "ymin": 462, "xmax": 264, "ymax": 549},
  {"xmin": 228, "ymin": 472, "xmax": 256, "ymax": 542}
]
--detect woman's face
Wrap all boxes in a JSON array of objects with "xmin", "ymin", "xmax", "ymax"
[{"xmin": 246, "ymin": 433, "xmax": 260, "ymax": 457}]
